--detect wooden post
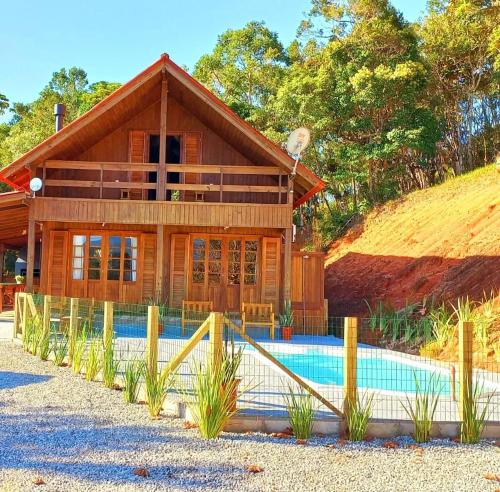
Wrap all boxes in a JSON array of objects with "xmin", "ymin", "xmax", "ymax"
[
  {"xmin": 103, "ymin": 301, "xmax": 114, "ymax": 350},
  {"xmin": 283, "ymin": 228, "xmax": 292, "ymax": 304},
  {"xmin": 21, "ymin": 293, "xmax": 28, "ymax": 337},
  {"xmin": 26, "ymin": 218, "xmax": 36, "ymax": 292},
  {"xmin": 157, "ymin": 72, "xmax": 168, "ymax": 201},
  {"xmin": 0, "ymin": 244, "xmax": 5, "ymax": 282},
  {"xmin": 12, "ymin": 292, "xmax": 20, "ymax": 338},
  {"xmin": 146, "ymin": 305, "xmax": 159, "ymax": 376},
  {"xmin": 68, "ymin": 297, "xmax": 79, "ymax": 364},
  {"xmin": 155, "ymin": 225, "xmax": 165, "ymax": 301},
  {"xmin": 42, "ymin": 294, "xmax": 52, "ymax": 341},
  {"xmin": 459, "ymin": 320, "xmax": 473, "ymax": 420},
  {"xmin": 209, "ymin": 312, "xmax": 224, "ymax": 370},
  {"xmin": 343, "ymin": 317, "xmax": 358, "ymax": 417}
]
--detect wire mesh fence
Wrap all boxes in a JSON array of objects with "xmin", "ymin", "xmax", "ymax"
[{"xmin": 13, "ymin": 293, "xmax": 500, "ymax": 424}]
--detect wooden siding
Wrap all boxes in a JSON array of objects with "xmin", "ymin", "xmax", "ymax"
[
  {"xmin": 31, "ymin": 198, "xmax": 292, "ymax": 228},
  {"xmin": 261, "ymin": 237, "xmax": 281, "ymax": 312}
]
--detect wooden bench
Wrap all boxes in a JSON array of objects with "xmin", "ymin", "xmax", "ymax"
[
  {"xmin": 181, "ymin": 300, "xmax": 213, "ymax": 336},
  {"xmin": 241, "ymin": 302, "xmax": 275, "ymax": 340}
]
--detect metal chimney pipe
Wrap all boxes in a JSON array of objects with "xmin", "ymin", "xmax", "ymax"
[{"xmin": 54, "ymin": 103, "xmax": 66, "ymax": 132}]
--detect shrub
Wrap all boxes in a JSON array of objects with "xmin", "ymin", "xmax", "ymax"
[
  {"xmin": 186, "ymin": 361, "xmax": 239, "ymax": 439},
  {"xmin": 144, "ymin": 367, "xmax": 174, "ymax": 418},
  {"xmin": 123, "ymin": 359, "xmax": 144, "ymax": 403},
  {"xmin": 401, "ymin": 372, "xmax": 442, "ymax": 443},
  {"xmin": 460, "ymin": 382, "xmax": 492, "ymax": 444},
  {"xmin": 72, "ymin": 325, "xmax": 88, "ymax": 374},
  {"xmin": 346, "ymin": 392, "xmax": 374, "ymax": 441},
  {"xmin": 102, "ymin": 343, "xmax": 120, "ymax": 389},
  {"xmin": 284, "ymin": 385, "xmax": 316, "ymax": 440},
  {"xmin": 85, "ymin": 337, "xmax": 101, "ymax": 381},
  {"xmin": 38, "ymin": 326, "xmax": 51, "ymax": 361},
  {"xmin": 51, "ymin": 335, "xmax": 68, "ymax": 366}
]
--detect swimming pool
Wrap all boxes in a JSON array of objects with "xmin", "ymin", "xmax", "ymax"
[{"xmin": 269, "ymin": 349, "xmax": 453, "ymax": 395}]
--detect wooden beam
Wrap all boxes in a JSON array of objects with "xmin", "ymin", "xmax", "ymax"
[
  {"xmin": 0, "ymin": 244, "xmax": 5, "ymax": 281},
  {"xmin": 209, "ymin": 312, "xmax": 223, "ymax": 369},
  {"xmin": 343, "ymin": 317, "xmax": 358, "ymax": 417},
  {"xmin": 157, "ymin": 74, "xmax": 168, "ymax": 200},
  {"xmin": 165, "ymin": 183, "xmax": 287, "ymax": 193},
  {"xmin": 283, "ymin": 228, "xmax": 292, "ymax": 303},
  {"xmin": 459, "ymin": 320, "xmax": 473, "ymax": 421},
  {"xmin": 162, "ymin": 316, "xmax": 211, "ymax": 376},
  {"xmin": 155, "ymin": 225, "xmax": 165, "ymax": 301},
  {"xmin": 45, "ymin": 160, "xmax": 158, "ymax": 172},
  {"xmin": 146, "ymin": 305, "xmax": 159, "ymax": 376},
  {"xmin": 26, "ymin": 217, "xmax": 35, "ymax": 292}
]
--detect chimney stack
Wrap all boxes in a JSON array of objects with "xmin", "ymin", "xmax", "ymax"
[{"xmin": 54, "ymin": 103, "xmax": 66, "ymax": 132}]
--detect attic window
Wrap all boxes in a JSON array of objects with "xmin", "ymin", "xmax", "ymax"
[
  {"xmin": 120, "ymin": 189, "xmax": 130, "ymax": 200},
  {"xmin": 195, "ymin": 192, "xmax": 204, "ymax": 202}
]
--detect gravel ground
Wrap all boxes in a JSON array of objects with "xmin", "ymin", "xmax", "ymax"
[{"xmin": 0, "ymin": 340, "xmax": 499, "ymax": 492}]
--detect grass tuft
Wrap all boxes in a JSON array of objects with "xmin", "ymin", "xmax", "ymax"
[
  {"xmin": 284, "ymin": 385, "xmax": 316, "ymax": 440},
  {"xmin": 123, "ymin": 359, "xmax": 144, "ymax": 403},
  {"xmin": 346, "ymin": 392, "xmax": 374, "ymax": 441}
]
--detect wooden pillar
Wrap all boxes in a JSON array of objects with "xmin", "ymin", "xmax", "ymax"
[
  {"xmin": 343, "ymin": 317, "xmax": 358, "ymax": 417},
  {"xmin": 155, "ymin": 225, "xmax": 165, "ymax": 302},
  {"xmin": 42, "ymin": 295, "xmax": 51, "ymax": 340},
  {"xmin": 0, "ymin": 244, "xmax": 5, "ymax": 282},
  {"xmin": 157, "ymin": 72, "xmax": 168, "ymax": 201},
  {"xmin": 26, "ymin": 218, "xmax": 36, "ymax": 292},
  {"xmin": 146, "ymin": 305, "xmax": 159, "ymax": 375},
  {"xmin": 68, "ymin": 297, "xmax": 79, "ymax": 364},
  {"xmin": 459, "ymin": 320, "xmax": 473, "ymax": 420},
  {"xmin": 12, "ymin": 292, "xmax": 20, "ymax": 338},
  {"xmin": 103, "ymin": 301, "xmax": 114, "ymax": 350},
  {"xmin": 209, "ymin": 312, "xmax": 223, "ymax": 370},
  {"xmin": 283, "ymin": 228, "xmax": 292, "ymax": 304}
]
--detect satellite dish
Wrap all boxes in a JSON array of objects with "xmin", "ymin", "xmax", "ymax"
[
  {"xmin": 29, "ymin": 177, "xmax": 42, "ymax": 194},
  {"xmin": 287, "ymin": 128, "xmax": 310, "ymax": 178},
  {"xmin": 287, "ymin": 127, "xmax": 310, "ymax": 156}
]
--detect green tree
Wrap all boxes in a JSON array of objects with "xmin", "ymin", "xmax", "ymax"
[
  {"xmin": 0, "ymin": 69, "xmax": 120, "ymax": 166},
  {"xmin": 271, "ymin": 0, "xmax": 440, "ymax": 212},
  {"xmin": 193, "ymin": 21, "xmax": 290, "ymax": 127},
  {"xmin": 419, "ymin": 0, "xmax": 499, "ymax": 173},
  {"xmin": 0, "ymin": 93, "xmax": 8, "ymax": 115}
]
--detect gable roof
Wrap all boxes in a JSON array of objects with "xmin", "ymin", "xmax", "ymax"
[{"xmin": 0, "ymin": 54, "xmax": 324, "ymax": 207}]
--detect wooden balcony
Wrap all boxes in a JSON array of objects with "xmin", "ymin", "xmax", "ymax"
[
  {"xmin": 30, "ymin": 197, "xmax": 292, "ymax": 229},
  {"xmin": 40, "ymin": 160, "xmax": 291, "ymax": 205}
]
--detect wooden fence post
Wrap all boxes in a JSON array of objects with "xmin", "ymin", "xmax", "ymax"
[
  {"xmin": 209, "ymin": 312, "xmax": 224, "ymax": 370},
  {"xmin": 12, "ymin": 292, "xmax": 19, "ymax": 339},
  {"xmin": 146, "ymin": 305, "xmax": 159, "ymax": 376},
  {"xmin": 42, "ymin": 295, "xmax": 51, "ymax": 340},
  {"xmin": 459, "ymin": 320, "xmax": 473, "ymax": 420},
  {"xmin": 103, "ymin": 301, "xmax": 114, "ymax": 350},
  {"xmin": 21, "ymin": 293, "xmax": 28, "ymax": 338},
  {"xmin": 343, "ymin": 317, "xmax": 358, "ymax": 418},
  {"xmin": 68, "ymin": 298, "xmax": 79, "ymax": 364}
]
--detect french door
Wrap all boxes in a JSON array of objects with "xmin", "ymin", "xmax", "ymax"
[{"xmin": 189, "ymin": 235, "xmax": 260, "ymax": 312}]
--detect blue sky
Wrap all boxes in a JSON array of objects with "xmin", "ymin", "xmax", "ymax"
[{"xmin": 0, "ymin": 0, "xmax": 428, "ymax": 123}]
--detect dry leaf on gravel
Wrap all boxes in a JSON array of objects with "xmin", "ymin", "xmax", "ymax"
[
  {"xmin": 484, "ymin": 473, "xmax": 500, "ymax": 482},
  {"xmin": 382, "ymin": 441, "xmax": 399, "ymax": 449},
  {"xmin": 270, "ymin": 432, "xmax": 292, "ymax": 439},
  {"xmin": 325, "ymin": 443, "xmax": 336, "ymax": 449},
  {"xmin": 33, "ymin": 477, "xmax": 45, "ymax": 486},
  {"xmin": 183, "ymin": 421, "xmax": 198, "ymax": 429},
  {"xmin": 296, "ymin": 439, "xmax": 308, "ymax": 445},
  {"xmin": 133, "ymin": 467, "xmax": 150, "ymax": 478},
  {"xmin": 247, "ymin": 465, "xmax": 264, "ymax": 473}
]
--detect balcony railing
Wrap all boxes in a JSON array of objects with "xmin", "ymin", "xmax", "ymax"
[{"xmin": 40, "ymin": 160, "xmax": 291, "ymax": 205}]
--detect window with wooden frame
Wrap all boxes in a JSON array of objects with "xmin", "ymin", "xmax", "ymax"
[{"xmin": 70, "ymin": 232, "xmax": 138, "ymax": 283}]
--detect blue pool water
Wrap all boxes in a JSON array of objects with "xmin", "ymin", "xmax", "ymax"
[{"xmin": 271, "ymin": 350, "xmax": 451, "ymax": 395}]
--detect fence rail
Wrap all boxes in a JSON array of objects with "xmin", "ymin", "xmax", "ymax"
[{"xmin": 13, "ymin": 292, "xmax": 500, "ymax": 425}]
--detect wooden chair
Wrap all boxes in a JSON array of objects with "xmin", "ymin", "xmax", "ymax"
[
  {"xmin": 181, "ymin": 300, "xmax": 213, "ymax": 336},
  {"xmin": 241, "ymin": 302, "xmax": 275, "ymax": 340}
]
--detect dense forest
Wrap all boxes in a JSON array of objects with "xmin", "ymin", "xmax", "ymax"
[{"xmin": 0, "ymin": 0, "xmax": 498, "ymax": 245}]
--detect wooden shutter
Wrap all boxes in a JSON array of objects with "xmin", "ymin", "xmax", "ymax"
[
  {"xmin": 47, "ymin": 231, "xmax": 69, "ymax": 296},
  {"xmin": 128, "ymin": 130, "xmax": 147, "ymax": 200},
  {"xmin": 169, "ymin": 234, "xmax": 188, "ymax": 308},
  {"xmin": 141, "ymin": 233, "xmax": 156, "ymax": 300},
  {"xmin": 261, "ymin": 237, "xmax": 281, "ymax": 311},
  {"xmin": 183, "ymin": 132, "xmax": 202, "ymax": 201}
]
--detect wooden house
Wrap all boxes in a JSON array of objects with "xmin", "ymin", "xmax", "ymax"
[{"xmin": 0, "ymin": 54, "xmax": 325, "ymax": 318}]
